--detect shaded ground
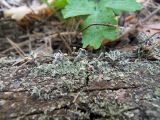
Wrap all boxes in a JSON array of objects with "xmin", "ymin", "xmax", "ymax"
[{"xmin": 0, "ymin": 50, "xmax": 160, "ymax": 120}]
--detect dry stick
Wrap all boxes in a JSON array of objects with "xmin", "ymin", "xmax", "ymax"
[
  {"xmin": 59, "ymin": 34, "xmax": 72, "ymax": 54},
  {"xmin": 73, "ymin": 91, "xmax": 81, "ymax": 103},
  {"xmin": 117, "ymin": 6, "xmax": 160, "ymax": 40},
  {"xmin": 44, "ymin": 37, "xmax": 53, "ymax": 53},
  {"xmin": 141, "ymin": 6, "xmax": 160, "ymax": 23},
  {"xmin": 2, "ymin": 32, "xmax": 79, "ymax": 54},
  {"xmin": 7, "ymin": 38, "xmax": 26, "ymax": 58},
  {"xmin": 27, "ymin": 28, "xmax": 32, "ymax": 52}
]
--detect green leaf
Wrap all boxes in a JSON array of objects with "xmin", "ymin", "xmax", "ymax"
[
  {"xmin": 104, "ymin": 0, "xmax": 142, "ymax": 12},
  {"xmin": 42, "ymin": 0, "xmax": 67, "ymax": 9},
  {"xmin": 62, "ymin": 0, "xmax": 95, "ymax": 18},
  {"xmin": 60, "ymin": 0, "xmax": 141, "ymax": 49},
  {"xmin": 54, "ymin": 0, "xmax": 68, "ymax": 9},
  {"xmin": 82, "ymin": 5, "xmax": 118, "ymax": 49}
]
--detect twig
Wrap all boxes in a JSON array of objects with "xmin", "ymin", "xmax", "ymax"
[
  {"xmin": 117, "ymin": 6, "xmax": 160, "ymax": 40},
  {"xmin": 2, "ymin": 32, "xmax": 79, "ymax": 54},
  {"xmin": 59, "ymin": 34, "xmax": 72, "ymax": 54},
  {"xmin": 73, "ymin": 91, "xmax": 81, "ymax": 103},
  {"xmin": 7, "ymin": 38, "xmax": 26, "ymax": 58},
  {"xmin": 27, "ymin": 28, "xmax": 32, "ymax": 52},
  {"xmin": 141, "ymin": 6, "xmax": 160, "ymax": 23}
]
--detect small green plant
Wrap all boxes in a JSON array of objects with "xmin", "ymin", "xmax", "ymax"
[
  {"xmin": 43, "ymin": 0, "xmax": 68, "ymax": 9},
  {"xmin": 44, "ymin": 0, "xmax": 142, "ymax": 49}
]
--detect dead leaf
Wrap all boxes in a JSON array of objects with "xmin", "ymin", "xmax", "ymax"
[
  {"xmin": 4, "ymin": 3, "xmax": 53, "ymax": 27},
  {"xmin": 4, "ymin": 6, "xmax": 31, "ymax": 21}
]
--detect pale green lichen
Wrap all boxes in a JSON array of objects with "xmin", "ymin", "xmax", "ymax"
[
  {"xmin": 155, "ymin": 87, "xmax": 160, "ymax": 97},
  {"xmin": 27, "ymin": 49, "xmax": 160, "ymax": 101},
  {"xmin": 31, "ymin": 58, "xmax": 87, "ymax": 79},
  {"xmin": 78, "ymin": 92, "xmax": 135, "ymax": 120},
  {"xmin": 0, "ymin": 81, "xmax": 6, "ymax": 92}
]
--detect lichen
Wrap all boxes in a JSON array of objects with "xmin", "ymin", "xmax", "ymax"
[
  {"xmin": 0, "ymin": 49, "xmax": 158, "ymax": 119},
  {"xmin": 77, "ymin": 92, "xmax": 135, "ymax": 120},
  {"xmin": 155, "ymin": 87, "xmax": 160, "ymax": 97},
  {"xmin": 26, "ymin": 49, "xmax": 160, "ymax": 101},
  {"xmin": 0, "ymin": 81, "xmax": 6, "ymax": 92}
]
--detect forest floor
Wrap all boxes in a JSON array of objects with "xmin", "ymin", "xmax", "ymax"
[{"xmin": 0, "ymin": 0, "xmax": 160, "ymax": 120}]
